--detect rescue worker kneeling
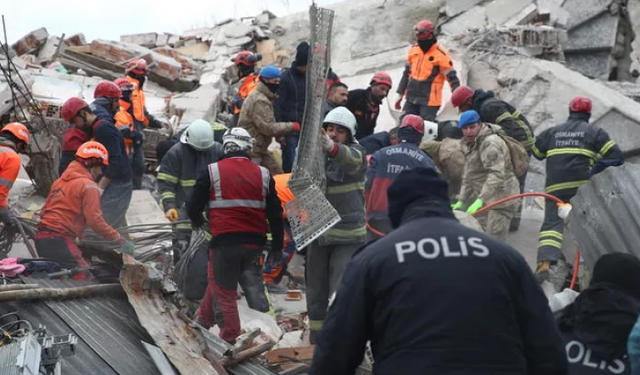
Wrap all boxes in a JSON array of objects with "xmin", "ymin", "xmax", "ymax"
[
  {"xmin": 0, "ymin": 123, "xmax": 30, "ymax": 227},
  {"xmin": 36, "ymin": 142, "xmax": 135, "ymax": 278},
  {"xmin": 187, "ymin": 127, "xmax": 284, "ymax": 343}
]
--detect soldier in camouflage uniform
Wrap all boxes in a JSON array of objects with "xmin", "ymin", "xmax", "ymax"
[
  {"xmin": 452, "ymin": 110, "xmax": 519, "ymax": 240},
  {"xmin": 421, "ymin": 122, "xmax": 465, "ymax": 200}
]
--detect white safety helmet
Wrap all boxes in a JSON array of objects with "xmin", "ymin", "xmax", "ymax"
[
  {"xmin": 180, "ymin": 119, "xmax": 215, "ymax": 151},
  {"xmin": 323, "ymin": 107, "xmax": 357, "ymax": 141},
  {"xmin": 423, "ymin": 120, "xmax": 438, "ymax": 141},
  {"xmin": 222, "ymin": 127, "xmax": 254, "ymax": 153}
]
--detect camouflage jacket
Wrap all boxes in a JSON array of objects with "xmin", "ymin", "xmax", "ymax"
[
  {"xmin": 458, "ymin": 124, "xmax": 519, "ymax": 208},
  {"xmin": 238, "ymin": 82, "xmax": 295, "ymax": 160},
  {"xmin": 421, "ymin": 138, "xmax": 465, "ymax": 199}
]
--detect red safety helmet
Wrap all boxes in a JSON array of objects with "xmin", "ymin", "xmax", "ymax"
[
  {"xmin": 414, "ymin": 20, "xmax": 435, "ymax": 40},
  {"xmin": 234, "ymin": 51, "xmax": 262, "ymax": 67},
  {"xmin": 451, "ymin": 86, "xmax": 475, "ymax": 108},
  {"xmin": 94, "ymin": 81, "xmax": 121, "ymax": 99},
  {"xmin": 400, "ymin": 114, "xmax": 425, "ymax": 134},
  {"xmin": 569, "ymin": 96, "xmax": 592, "ymax": 114},
  {"xmin": 76, "ymin": 141, "xmax": 109, "ymax": 166},
  {"xmin": 370, "ymin": 72, "xmax": 392, "ymax": 88},
  {"xmin": 114, "ymin": 78, "xmax": 136, "ymax": 92},
  {"xmin": 1, "ymin": 123, "xmax": 30, "ymax": 144},
  {"xmin": 126, "ymin": 59, "xmax": 148, "ymax": 75},
  {"xmin": 61, "ymin": 97, "xmax": 89, "ymax": 122}
]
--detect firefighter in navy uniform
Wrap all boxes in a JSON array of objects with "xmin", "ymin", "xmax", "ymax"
[
  {"xmin": 309, "ymin": 167, "xmax": 568, "ymax": 375},
  {"xmin": 532, "ymin": 97, "xmax": 623, "ymax": 289},
  {"xmin": 187, "ymin": 127, "xmax": 284, "ymax": 343}
]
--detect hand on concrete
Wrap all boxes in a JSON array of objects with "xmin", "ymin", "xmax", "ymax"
[
  {"xmin": 451, "ymin": 201, "xmax": 464, "ymax": 211},
  {"xmin": 165, "ymin": 208, "xmax": 179, "ymax": 222},
  {"xmin": 466, "ymin": 199, "xmax": 484, "ymax": 215},
  {"xmin": 557, "ymin": 203, "xmax": 572, "ymax": 220},
  {"xmin": 394, "ymin": 94, "xmax": 403, "ymax": 111}
]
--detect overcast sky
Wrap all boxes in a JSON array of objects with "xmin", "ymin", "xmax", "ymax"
[{"xmin": 2, "ymin": 0, "xmax": 344, "ymax": 44}]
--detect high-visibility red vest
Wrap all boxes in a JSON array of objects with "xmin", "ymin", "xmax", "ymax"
[{"xmin": 207, "ymin": 157, "xmax": 270, "ymax": 236}]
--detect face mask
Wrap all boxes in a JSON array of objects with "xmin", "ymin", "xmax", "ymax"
[
  {"xmin": 265, "ymin": 82, "xmax": 280, "ymax": 93},
  {"xmin": 418, "ymin": 38, "xmax": 436, "ymax": 52},
  {"xmin": 121, "ymin": 91, "xmax": 132, "ymax": 102},
  {"xmin": 90, "ymin": 166, "xmax": 103, "ymax": 182}
]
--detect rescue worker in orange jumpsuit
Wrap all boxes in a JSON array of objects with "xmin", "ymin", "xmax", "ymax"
[
  {"xmin": 113, "ymin": 78, "xmax": 139, "ymax": 158},
  {"xmin": 229, "ymin": 51, "xmax": 262, "ymax": 128},
  {"xmin": 59, "ymin": 98, "xmax": 93, "ymax": 175},
  {"xmin": 36, "ymin": 142, "xmax": 135, "ymax": 278},
  {"xmin": 0, "ymin": 123, "xmax": 30, "ymax": 226},
  {"xmin": 124, "ymin": 59, "xmax": 166, "ymax": 189},
  {"xmin": 395, "ymin": 20, "xmax": 460, "ymax": 121}
]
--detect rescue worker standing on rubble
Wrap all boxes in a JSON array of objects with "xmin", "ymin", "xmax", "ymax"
[
  {"xmin": 60, "ymin": 98, "xmax": 93, "ymax": 175},
  {"xmin": 187, "ymin": 127, "xmax": 284, "ymax": 344},
  {"xmin": 347, "ymin": 72, "xmax": 392, "ymax": 140},
  {"xmin": 0, "ymin": 123, "xmax": 30, "ymax": 227},
  {"xmin": 125, "ymin": 59, "xmax": 166, "ymax": 189},
  {"xmin": 114, "ymin": 78, "xmax": 140, "ymax": 159},
  {"xmin": 36, "ymin": 142, "xmax": 135, "ymax": 276},
  {"xmin": 274, "ymin": 42, "xmax": 310, "ymax": 173},
  {"xmin": 229, "ymin": 51, "xmax": 262, "ymax": 128},
  {"xmin": 365, "ymin": 114, "xmax": 436, "ymax": 242},
  {"xmin": 309, "ymin": 167, "xmax": 568, "ymax": 375},
  {"xmin": 421, "ymin": 121, "xmax": 465, "ymax": 199},
  {"xmin": 307, "ymin": 107, "xmax": 367, "ymax": 344},
  {"xmin": 532, "ymin": 97, "xmax": 623, "ymax": 288},
  {"xmin": 158, "ymin": 119, "xmax": 223, "ymax": 259},
  {"xmin": 239, "ymin": 65, "xmax": 300, "ymax": 175},
  {"xmin": 90, "ymin": 82, "xmax": 134, "ymax": 228},
  {"xmin": 452, "ymin": 110, "xmax": 520, "ymax": 241},
  {"xmin": 395, "ymin": 20, "xmax": 460, "ymax": 121},
  {"xmin": 451, "ymin": 85, "xmax": 535, "ymax": 231}
]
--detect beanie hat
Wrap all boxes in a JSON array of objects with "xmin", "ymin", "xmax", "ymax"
[
  {"xmin": 592, "ymin": 253, "xmax": 640, "ymax": 300},
  {"xmin": 293, "ymin": 42, "xmax": 310, "ymax": 67},
  {"xmin": 260, "ymin": 65, "xmax": 281, "ymax": 79},
  {"xmin": 459, "ymin": 110, "xmax": 481, "ymax": 128},
  {"xmin": 387, "ymin": 167, "xmax": 450, "ymax": 228},
  {"xmin": 398, "ymin": 127, "xmax": 423, "ymax": 144}
]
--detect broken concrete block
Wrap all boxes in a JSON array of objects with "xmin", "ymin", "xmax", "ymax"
[
  {"xmin": 537, "ymin": 0, "xmax": 570, "ymax": 26},
  {"xmin": 155, "ymin": 33, "xmax": 169, "ymax": 47},
  {"xmin": 266, "ymin": 347, "xmax": 314, "ymax": 365},
  {"xmin": 503, "ymin": 3, "xmax": 538, "ymax": 27},
  {"xmin": 225, "ymin": 36, "xmax": 252, "ymax": 48},
  {"xmin": 441, "ymin": 6, "xmax": 488, "ymax": 35},
  {"xmin": 174, "ymin": 42, "xmax": 210, "ymax": 59},
  {"xmin": 37, "ymin": 36, "xmax": 63, "ymax": 65},
  {"xmin": 64, "ymin": 33, "xmax": 87, "ymax": 47},
  {"xmin": 120, "ymin": 32, "xmax": 159, "ymax": 48},
  {"xmin": 170, "ymin": 83, "xmax": 220, "ymax": 123},
  {"xmin": 11, "ymin": 27, "xmax": 49, "ymax": 56},
  {"xmin": 223, "ymin": 20, "xmax": 254, "ymax": 39},
  {"xmin": 143, "ymin": 51, "xmax": 183, "ymax": 81},
  {"xmin": 90, "ymin": 39, "xmax": 151, "ymax": 63},
  {"xmin": 166, "ymin": 34, "xmax": 181, "ymax": 47},
  {"xmin": 484, "ymin": 0, "xmax": 535, "ymax": 26},
  {"xmin": 152, "ymin": 46, "xmax": 200, "ymax": 76},
  {"xmin": 256, "ymin": 39, "xmax": 277, "ymax": 65},
  {"xmin": 445, "ymin": 0, "xmax": 483, "ymax": 18}
]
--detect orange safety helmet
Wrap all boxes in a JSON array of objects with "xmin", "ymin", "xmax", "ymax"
[
  {"xmin": 94, "ymin": 81, "xmax": 121, "ymax": 99},
  {"xmin": 370, "ymin": 72, "xmax": 392, "ymax": 88},
  {"xmin": 61, "ymin": 97, "xmax": 89, "ymax": 122},
  {"xmin": 1, "ymin": 123, "xmax": 30, "ymax": 144},
  {"xmin": 76, "ymin": 141, "xmax": 109, "ymax": 166},
  {"xmin": 114, "ymin": 77, "xmax": 137, "ymax": 92},
  {"xmin": 126, "ymin": 59, "xmax": 148, "ymax": 75},
  {"xmin": 451, "ymin": 86, "xmax": 475, "ymax": 108}
]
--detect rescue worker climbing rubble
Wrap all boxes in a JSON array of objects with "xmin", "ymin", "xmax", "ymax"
[
  {"xmin": 158, "ymin": 119, "xmax": 223, "ymax": 259},
  {"xmin": 238, "ymin": 65, "xmax": 301, "ymax": 175},
  {"xmin": 125, "ymin": 59, "xmax": 167, "ymax": 189},
  {"xmin": 113, "ymin": 78, "xmax": 140, "ymax": 158},
  {"xmin": 36, "ymin": 142, "xmax": 135, "ymax": 277},
  {"xmin": 229, "ymin": 51, "xmax": 262, "ymax": 128},
  {"xmin": 395, "ymin": 20, "xmax": 460, "ymax": 121},
  {"xmin": 0, "ymin": 123, "xmax": 29, "ymax": 227},
  {"xmin": 187, "ymin": 127, "xmax": 284, "ymax": 343},
  {"xmin": 365, "ymin": 114, "xmax": 436, "ymax": 242},
  {"xmin": 451, "ymin": 85, "xmax": 535, "ymax": 231},
  {"xmin": 532, "ymin": 96, "xmax": 623, "ymax": 290},
  {"xmin": 347, "ymin": 72, "xmax": 392, "ymax": 139},
  {"xmin": 452, "ymin": 110, "xmax": 520, "ymax": 241},
  {"xmin": 309, "ymin": 167, "xmax": 568, "ymax": 375},
  {"xmin": 307, "ymin": 106, "xmax": 367, "ymax": 344}
]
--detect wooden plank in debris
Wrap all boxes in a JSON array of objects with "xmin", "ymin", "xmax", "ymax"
[
  {"xmin": 266, "ymin": 346, "xmax": 315, "ymax": 365},
  {"xmin": 0, "ymin": 284, "xmax": 124, "ymax": 302},
  {"xmin": 67, "ymin": 45, "xmax": 92, "ymax": 54},
  {"xmin": 219, "ymin": 341, "xmax": 275, "ymax": 367},
  {"xmin": 256, "ymin": 39, "xmax": 277, "ymax": 66}
]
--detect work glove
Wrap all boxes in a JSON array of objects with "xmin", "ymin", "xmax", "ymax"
[
  {"xmin": 266, "ymin": 249, "xmax": 283, "ymax": 268},
  {"xmin": 394, "ymin": 94, "xmax": 403, "ymax": 111},
  {"xmin": 0, "ymin": 208, "xmax": 17, "ymax": 227},
  {"xmin": 165, "ymin": 208, "xmax": 179, "ymax": 222},
  {"xmin": 451, "ymin": 201, "xmax": 464, "ymax": 211},
  {"xmin": 320, "ymin": 131, "xmax": 336, "ymax": 154},
  {"xmin": 466, "ymin": 199, "xmax": 484, "ymax": 215},
  {"xmin": 119, "ymin": 240, "xmax": 136, "ymax": 256},
  {"xmin": 292, "ymin": 122, "xmax": 301, "ymax": 132},
  {"xmin": 557, "ymin": 203, "xmax": 572, "ymax": 220}
]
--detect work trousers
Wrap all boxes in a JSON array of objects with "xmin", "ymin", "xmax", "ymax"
[
  {"xmin": 537, "ymin": 191, "xmax": 574, "ymax": 263},
  {"xmin": 365, "ymin": 218, "xmax": 394, "ymax": 244},
  {"xmin": 100, "ymin": 179, "xmax": 133, "ymax": 229},
  {"xmin": 402, "ymin": 102, "xmax": 439, "ymax": 122},
  {"xmin": 196, "ymin": 245, "xmax": 270, "ymax": 343},
  {"xmin": 476, "ymin": 207, "xmax": 515, "ymax": 241},
  {"xmin": 173, "ymin": 205, "xmax": 192, "ymax": 261},
  {"xmin": 306, "ymin": 241, "xmax": 361, "ymax": 342},
  {"xmin": 130, "ymin": 143, "xmax": 145, "ymax": 190},
  {"xmin": 282, "ymin": 134, "xmax": 299, "ymax": 173},
  {"xmin": 35, "ymin": 232, "xmax": 91, "ymax": 280}
]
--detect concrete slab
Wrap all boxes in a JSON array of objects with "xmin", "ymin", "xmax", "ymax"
[
  {"xmin": 37, "ymin": 36, "xmax": 62, "ymax": 65},
  {"xmin": 120, "ymin": 32, "xmax": 159, "ymax": 47},
  {"xmin": 445, "ymin": 0, "xmax": 483, "ymax": 17},
  {"xmin": 441, "ymin": 6, "xmax": 488, "ymax": 35},
  {"xmin": 484, "ymin": 0, "xmax": 535, "ymax": 26},
  {"xmin": 223, "ymin": 20, "xmax": 254, "ymax": 39},
  {"xmin": 11, "ymin": 28, "xmax": 49, "ymax": 56},
  {"xmin": 225, "ymin": 36, "xmax": 252, "ymax": 48},
  {"xmin": 169, "ymin": 83, "xmax": 221, "ymax": 124}
]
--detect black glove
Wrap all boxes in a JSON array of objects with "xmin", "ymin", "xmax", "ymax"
[
  {"xmin": 267, "ymin": 249, "xmax": 283, "ymax": 268},
  {"xmin": 0, "ymin": 208, "xmax": 16, "ymax": 227}
]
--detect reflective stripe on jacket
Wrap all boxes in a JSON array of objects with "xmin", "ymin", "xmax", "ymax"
[{"xmin": 0, "ymin": 146, "xmax": 20, "ymax": 208}]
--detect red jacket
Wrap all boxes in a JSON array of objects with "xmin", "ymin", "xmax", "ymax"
[{"xmin": 38, "ymin": 161, "xmax": 121, "ymax": 241}]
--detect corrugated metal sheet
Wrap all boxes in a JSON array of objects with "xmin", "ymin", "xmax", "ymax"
[
  {"xmin": 567, "ymin": 163, "xmax": 640, "ymax": 270},
  {"xmin": 0, "ymin": 277, "xmax": 161, "ymax": 375}
]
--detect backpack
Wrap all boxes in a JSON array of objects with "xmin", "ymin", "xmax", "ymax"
[{"xmin": 498, "ymin": 134, "xmax": 529, "ymax": 178}]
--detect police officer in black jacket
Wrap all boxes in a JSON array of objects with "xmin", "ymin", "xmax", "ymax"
[{"xmin": 309, "ymin": 167, "xmax": 568, "ymax": 375}]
